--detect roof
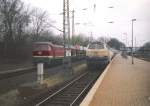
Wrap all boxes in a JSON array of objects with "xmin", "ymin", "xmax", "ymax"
[{"xmin": 33, "ymin": 42, "xmax": 63, "ymax": 48}]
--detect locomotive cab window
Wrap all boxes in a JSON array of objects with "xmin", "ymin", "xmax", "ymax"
[
  {"xmin": 33, "ymin": 44, "xmax": 51, "ymax": 51},
  {"xmin": 88, "ymin": 43, "xmax": 104, "ymax": 49}
]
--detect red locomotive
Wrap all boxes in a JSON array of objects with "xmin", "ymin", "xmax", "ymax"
[{"xmin": 32, "ymin": 42, "xmax": 86, "ymax": 65}]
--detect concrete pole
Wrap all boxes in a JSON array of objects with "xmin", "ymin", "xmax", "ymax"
[
  {"xmin": 67, "ymin": 0, "xmax": 70, "ymax": 46},
  {"xmin": 135, "ymin": 37, "xmax": 136, "ymax": 48},
  {"xmin": 131, "ymin": 19, "xmax": 136, "ymax": 64},
  {"xmin": 132, "ymin": 20, "xmax": 134, "ymax": 64},
  {"xmin": 63, "ymin": 0, "xmax": 66, "ymax": 57},
  {"xmin": 67, "ymin": 0, "xmax": 73, "ymax": 74},
  {"xmin": 72, "ymin": 9, "xmax": 75, "ymax": 39},
  {"xmin": 37, "ymin": 63, "xmax": 44, "ymax": 84}
]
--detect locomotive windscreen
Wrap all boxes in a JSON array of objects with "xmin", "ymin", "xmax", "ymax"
[
  {"xmin": 88, "ymin": 43, "xmax": 104, "ymax": 49},
  {"xmin": 33, "ymin": 44, "xmax": 51, "ymax": 51}
]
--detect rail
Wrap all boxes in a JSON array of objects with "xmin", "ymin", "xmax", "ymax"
[{"xmin": 35, "ymin": 70, "xmax": 101, "ymax": 106}]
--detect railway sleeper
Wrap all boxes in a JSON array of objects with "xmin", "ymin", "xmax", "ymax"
[
  {"xmin": 44, "ymin": 102, "xmax": 70, "ymax": 106},
  {"xmin": 47, "ymin": 99, "xmax": 73, "ymax": 104},
  {"xmin": 70, "ymin": 82, "xmax": 90, "ymax": 87},
  {"xmin": 70, "ymin": 84, "xmax": 90, "ymax": 89},
  {"xmin": 52, "ymin": 97, "xmax": 76, "ymax": 102},
  {"xmin": 63, "ymin": 90, "xmax": 82, "ymax": 94},
  {"xmin": 66, "ymin": 87, "xmax": 85, "ymax": 90},
  {"xmin": 65, "ymin": 90, "xmax": 84, "ymax": 94},
  {"xmin": 54, "ymin": 95, "xmax": 77, "ymax": 99},
  {"xmin": 57, "ymin": 94, "xmax": 79, "ymax": 98}
]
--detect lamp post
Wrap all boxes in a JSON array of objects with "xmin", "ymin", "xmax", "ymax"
[{"xmin": 131, "ymin": 19, "xmax": 136, "ymax": 64}]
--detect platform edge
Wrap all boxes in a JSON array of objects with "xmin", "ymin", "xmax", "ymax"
[{"xmin": 80, "ymin": 55, "xmax": 116, "ymax": 106}]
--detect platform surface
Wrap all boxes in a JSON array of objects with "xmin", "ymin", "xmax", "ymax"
[{"xmin": 81, "ymin": 54, "xmax": 150, "ymax": 106}]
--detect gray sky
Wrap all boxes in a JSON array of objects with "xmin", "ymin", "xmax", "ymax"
[{"xmin": 23, "ymin": 0, "xmax": 150, "ymax": 46}]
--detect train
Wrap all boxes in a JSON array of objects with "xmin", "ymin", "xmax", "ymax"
[
  {"xmin": 32, "ymin": 42, "xmax": 86, "ymax": 65},
  {"xmin": 86, "ymin": 42, "xmax": 114, "ymax": 67},
  {"xmin": 32, "ymin": 41, "xmax": 115, "ymax": 68}
]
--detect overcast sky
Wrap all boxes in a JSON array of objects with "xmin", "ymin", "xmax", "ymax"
[{"xmin": 23, "ymin": 0, "xmax": 150, "ymax": 46}]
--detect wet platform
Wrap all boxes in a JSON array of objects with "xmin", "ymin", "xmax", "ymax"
[{"xmin": 80, "ymin": 54, "xmax": 150, "ymax": 106}]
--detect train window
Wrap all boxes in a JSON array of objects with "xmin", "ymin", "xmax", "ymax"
[
  {"xmin": 97, "ymin": 44, "xmax": 104, "ymax": 49},
  {"xmin": 88, "ymin": 43, "xmax": 104, "ymax": 49},
  {"xmin": 33, "ymin": 44, "xmax": 51, "ymax": 51}
]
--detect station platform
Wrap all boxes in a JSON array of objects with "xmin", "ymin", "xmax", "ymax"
[{"xmin": 80, "ymin": 54, "xmax": 150, "ymax": 106}]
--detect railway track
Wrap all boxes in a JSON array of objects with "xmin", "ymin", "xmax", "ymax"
[
  {"xmin": 0, "ymin": 60, "xmax": 86, "ymax": 80},
  {"xmin": 35, "ymin": 71, "xmax": 102, "ymax": 106},
  {"xmin": 0, "ymin": 67, "xmax": 35, "ymax": 80}
]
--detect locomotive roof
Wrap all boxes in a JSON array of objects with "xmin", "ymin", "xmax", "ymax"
[
  {"xmin": 34, "ymin": 42, "xmax": 87, "ymax": 50},
  {"xmin": 34, "ymin": 42, "xmax": 53, "ymax": 45},
  {"xmin": 33, "ymin": 42, "xmax": 63, "ymax": 48}
]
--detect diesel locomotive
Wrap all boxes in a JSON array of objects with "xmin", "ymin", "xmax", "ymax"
[
  {"xmin": 86, "ymin": 42, "xmax": 114, "ymax": 67},
  {"xmin": 32, "ymin": 42, "xmax": 86, "ymax": 65}
]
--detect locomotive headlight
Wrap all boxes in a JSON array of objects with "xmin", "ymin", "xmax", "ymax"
[
  {"xmin": 86, "ymin": 50, "xmax": 91, "ymax": 56},
  {"xmin": 86, "ymin": 50, "xmax": 95, "ymax": 57},
  {"xmin": 38, "ymin": 51, "xmax": 42, "ymax": 55}
]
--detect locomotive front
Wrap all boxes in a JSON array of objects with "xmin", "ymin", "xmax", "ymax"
[
  {"xmin": 32, "ymin": 42, "xmax": 54, "ymax": 64},
  {"xmin": 86, "ymin": 42, "xmax": 112, "ymax": 67}
]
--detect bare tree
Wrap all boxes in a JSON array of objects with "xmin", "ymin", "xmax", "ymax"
[
  {"xmin": 71, "ymin": 34, "xmax": 90, "ymax": 46},
  {"xmin": 98, "ymin": 36, "xmax": 110, "ymax": 44},
  {"xmin": 15, "ymin": 7, "xmax": 30, "ymax": 41},
  {"xmin": 107, "ymin": 38, "xmax": 125, "ymax": 50},
  {"xmin": 31, "ymin": 8, "xmax": 50, "ymax": 41},
  {"xmin": 0, "ymin": 0, "xmax": 31, "ymax": 58},
  {"xmin": 0, "ymin": 0, "xmax": 22, "ymax": 42}
]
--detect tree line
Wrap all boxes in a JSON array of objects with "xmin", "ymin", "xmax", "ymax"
[
  {"xmin": 136, "ymin": 42, "xmax": 150, "ymax": 59},
  {"xmin": 0, "ymin": 0, "xmax": 125, "ymax": 63},
  {"xmin": 0, "ymin": 0, "xmax": 64, "ymax": 61}
]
